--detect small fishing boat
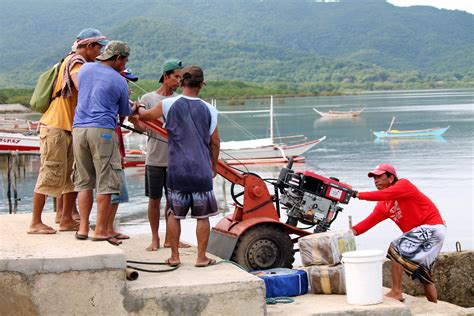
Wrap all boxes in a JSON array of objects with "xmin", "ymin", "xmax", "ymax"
[
  {"xmin": 373, "ymin": 117, "xmax": 450, "ymax": 138},
  {"xmin": 313, "ymin": 108, "xmax": 364, "ymax": 118}
]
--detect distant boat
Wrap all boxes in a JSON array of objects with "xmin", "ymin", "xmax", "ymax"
[
  {"xmin": 313, "ymin": 108, "xmax": 364, "ymax": 118},
  {"xmin": 373, "ymin": 117, "xmax": 450, "ymax": 138}
]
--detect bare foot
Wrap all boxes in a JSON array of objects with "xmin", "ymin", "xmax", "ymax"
[
  {"xmin": 385, "ymin": 289, "xmax": 403, "ymax": 301},
  {"xmin": 28, "ymin": 223, "xmax": 57, "ymax": 234},
  {"xmin": 72, "ymin": 213, "xmax": 81, "ymax": 221},
  {"xmin": 146, "ymin": 240, "xmax": 160, "ymax": 251},
  {"xmin": 164, "ymin": 241, "xmax": 191, "ymax": 248}
]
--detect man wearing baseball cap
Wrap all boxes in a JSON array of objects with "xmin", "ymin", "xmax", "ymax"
[
  {"xmin": 352, "ymin": 163, "xmax": 445, "ymax": 303},
  {"xmin": 130, "ymin": 58, "xmax": 188, "ymax": 251},
  {"xmin": 29, "ymin": 28, "xmax": 108, "ymax": 235},
  {"xmin": 72, "ymin": 40, "xmax": 134, "ymax": 244},
  {"xmin": 137, "ymin": 65, "xmax": 220, "ymax": 267}
]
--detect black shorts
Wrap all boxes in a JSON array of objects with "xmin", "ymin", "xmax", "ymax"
[{"xmin": 145, "ymin": 166, "xmax": 167, "ymax": 199}]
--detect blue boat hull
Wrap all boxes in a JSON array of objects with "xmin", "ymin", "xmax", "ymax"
[{"xmin": 373, "ymin": 126, "xmax": 449, "ymax": 138}]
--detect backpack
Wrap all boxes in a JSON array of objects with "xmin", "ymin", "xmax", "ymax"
[{"xmin": 29, "ymin": 58, "xmax": 65, "ymax": 113}]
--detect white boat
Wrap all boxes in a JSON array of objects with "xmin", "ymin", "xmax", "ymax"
[
  {"xmin": 219, "ymin": 96, "xmax": 325, "ymax": 161},
  {"xmin": 0, "ymin": 118, "xmax": 39, "ymax": 133},
  {"xmin": 0, "ymin": 129, "xmax": 133, "ymax": 153},
  {"xmin": 0, "ymin": 132, "xmax": 40, "ymax": 152},
  {"xmin": 313, "ymin": 108, "xmax": 364, "ymax": 118}
]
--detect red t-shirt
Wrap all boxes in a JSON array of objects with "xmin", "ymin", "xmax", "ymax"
[{"xmin": 352, "ymin": 179, "xmax": 444, "ymax": 235}]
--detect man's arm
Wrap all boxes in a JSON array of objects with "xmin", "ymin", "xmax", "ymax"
[
  {"xmin": 210, "ymin": 127, "xmax": 220, "ymax": 177},
  {"xmin": 138, "ymin": 101, "xmax": 163, "ymax": 121},
  {"xmin": 352, "ymin": 204, "xmax": 388, "ymax": 235},
  {"xmin": 358, "ymin": 179, "xmax": 416, "ymax": 201}
]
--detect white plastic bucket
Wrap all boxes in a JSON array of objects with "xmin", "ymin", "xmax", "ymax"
[{"xmin": 341, "ymin": 250, "xmax": 385, "ymax": 305}]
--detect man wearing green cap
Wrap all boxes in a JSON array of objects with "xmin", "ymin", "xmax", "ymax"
[{"xmin": 130, "ymin": 59, "xmax": 190, "ymax": 251}]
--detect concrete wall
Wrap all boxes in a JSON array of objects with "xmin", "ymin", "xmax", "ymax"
[
  {"xmin": 383, "ymin": 250, "xmax": 474, "ymax": 307},
  {"xmin": 0, "ymin": 269, "xmax": 266, "ymax": 316}
]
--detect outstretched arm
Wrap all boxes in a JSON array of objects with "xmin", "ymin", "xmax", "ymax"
[
  {"xmin": 138, "ymin": 101, "xmax": 163, "ymax": 121},
  {"xmin": 352, "ymin": 204, "xmax": 387, "ymax": 235}
]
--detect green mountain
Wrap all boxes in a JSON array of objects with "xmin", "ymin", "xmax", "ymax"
[{"xmin": 0, "ymin": 0, "xmax": 472, "ymax": 88}]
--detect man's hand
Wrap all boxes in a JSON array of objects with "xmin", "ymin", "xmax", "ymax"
[{"xmin": 352, "ymin": 190, "xmax": 359, "ymax": 198}]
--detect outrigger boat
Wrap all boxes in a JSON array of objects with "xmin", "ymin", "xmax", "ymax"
[
  {"xmin": 373, "ymin": 117, "xmax": 450, "ymax": 138},
  {"xmin": 219, "ymin": 96, "xmax": 325, "ymax": 162},
  {"xmin": 313, "ymin": 108, "xmax": 364, "ymax": 118}
]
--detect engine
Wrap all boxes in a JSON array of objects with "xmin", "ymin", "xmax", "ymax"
[{"xmin": 277, "ymin": 162, "xmax": 354, "ymax": 233}]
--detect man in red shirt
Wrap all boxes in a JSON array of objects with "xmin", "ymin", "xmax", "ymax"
[{"xmin": 352, "ymin": 164, "xmax": 446, "ymax": 303}]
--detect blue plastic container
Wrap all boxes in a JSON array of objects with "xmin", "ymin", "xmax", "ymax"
[{"xmin": 252, "ymin": 268, "xmax": 308, "ymax": 298}]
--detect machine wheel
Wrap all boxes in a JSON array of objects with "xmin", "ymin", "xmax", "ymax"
[{"xmin": 231, "ymin": 224, "xmax": 294, "ymax": 270}]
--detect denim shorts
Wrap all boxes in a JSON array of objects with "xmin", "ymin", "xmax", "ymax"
[{"xmin": 111, "ymin": 170, "xmax": 129, "ymax": 204}]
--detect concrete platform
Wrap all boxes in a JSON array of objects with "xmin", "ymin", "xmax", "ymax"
[{"xmin": 1, "ymin": 213, "xmax": 470, "ymax": 315}]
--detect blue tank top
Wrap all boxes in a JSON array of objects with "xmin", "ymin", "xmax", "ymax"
[{"xmin": 162, "ymin": 96, "xmax": 217, "ymax": 192}]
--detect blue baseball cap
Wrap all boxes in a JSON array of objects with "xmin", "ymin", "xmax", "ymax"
[
  {"xmin": 76, "ymin": 28, "xmax": 108, "ymax": 46},
  {"xmin": 120, "ymin": 68, "xmax": 138, "ymax": 82}
]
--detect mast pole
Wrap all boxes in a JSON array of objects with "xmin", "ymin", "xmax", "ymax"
[{"xmin": 270, "ymin": 95, "xmax": 274, "ymax": 141}]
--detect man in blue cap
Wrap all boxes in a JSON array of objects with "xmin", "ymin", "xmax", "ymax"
[{"xmin": 29, "ymin": 28, "xmax": 108, "ymax": 235}]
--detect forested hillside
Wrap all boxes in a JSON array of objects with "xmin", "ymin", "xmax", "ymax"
[{"xmin": 0, "ymin": 0, "xmax": 473, "ymax": 88}]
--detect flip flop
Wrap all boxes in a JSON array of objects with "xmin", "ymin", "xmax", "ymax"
[
  {"xmin": 91, "ymin": 236, "xmax": 122, "ymax": 246},
  {"xmin": 75, "ymin": 232, "xmax": 88, "ymax": 240},
  {"xmin": 113, "ymin": 233, "xmax": 130, "ymax": 240},
  {"xmin": 194, "ymin": 258, "xmax": 217, "ymax": 267},
  {"xmin": 58, "ymin": 222, "xmax": 80, "ymax": 232},
  {"xmin": 27, "ymin": 227, "xmax": 57, "ymax": 234},
  {"xmin": 165, "ymin": 258, "xmax": 181, "ymax": 267},
  {"xmin": 107, "ymin": 237, "xmax": 122, "ymax": 246}
]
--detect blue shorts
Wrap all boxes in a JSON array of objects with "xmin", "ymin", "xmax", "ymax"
[
  {"xmin": 111, "ymin": 171, "xmax": 129, "ymax": 204},
  {"xmin": 166, "ymin": 189, "xmax": 218, "ymax": 219}
]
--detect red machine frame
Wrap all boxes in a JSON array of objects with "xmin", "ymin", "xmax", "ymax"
[{"xmin": 139, "ymin": 118, "xmax": 312, "ymax": 241}]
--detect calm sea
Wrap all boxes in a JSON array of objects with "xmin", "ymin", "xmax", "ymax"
[{"xmin": 1, "ymin": 89, "xmax": 472, "ymax": 252}]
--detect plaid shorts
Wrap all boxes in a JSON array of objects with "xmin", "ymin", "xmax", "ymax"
[{"xmin": 166, "ymin": 189, "xmax": 218, "ymax": 219}]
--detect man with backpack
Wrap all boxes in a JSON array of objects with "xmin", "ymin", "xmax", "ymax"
[{"xmin": 28, "ymin": 28, "xmax": 108, "ymax": 234}]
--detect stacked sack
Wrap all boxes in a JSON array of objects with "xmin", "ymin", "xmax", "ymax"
[{"xmin": 298, "ymin": 230, "xmax": 356, "ymax": 294}]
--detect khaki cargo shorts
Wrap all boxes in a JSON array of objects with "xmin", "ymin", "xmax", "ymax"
[
  {"xmin": 72, "ymin": 127, "xmax": 123, "ymax": 195},
  {"xmin": 34, "ymin": 126, "xmax": 75, "ymax": 198}
]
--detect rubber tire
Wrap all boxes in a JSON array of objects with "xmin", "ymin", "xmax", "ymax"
[{"xmin": 231, "ymin": 224, "xmax": 294, "ymax": 270}]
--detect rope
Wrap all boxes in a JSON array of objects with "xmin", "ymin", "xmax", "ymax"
[{"xmin": 265, "ymin": 297, "xmax": 294, "ymax": 304}]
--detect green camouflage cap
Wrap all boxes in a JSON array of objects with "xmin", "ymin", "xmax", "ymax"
[
  {"xmin": 159, "ymin": 59, "xmax": 183, "ymax": 83},
  {"xmin": 96, "ymin": 40, "xmax": 130, "ymax": 61}
]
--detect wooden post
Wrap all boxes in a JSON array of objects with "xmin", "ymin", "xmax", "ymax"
[
  {"xmin": 7, "ymin": 153, "xmax": 12, "ymax": 214},
  {"xmin": 12, "ymin": 151, "xmax": 19, "ymax": 213}
]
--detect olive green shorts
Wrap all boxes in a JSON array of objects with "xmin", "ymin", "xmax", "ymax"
[
  {"xmin": 72, "ymin": 127, "xmax": 123, "ymax": 195},
  {"xmin": 34, "ymin": 126, "xmax": 75, "ymax": 197}
]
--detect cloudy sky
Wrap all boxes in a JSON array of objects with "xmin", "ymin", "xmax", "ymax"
[{"xmin": 387, "ymin": 0, "xmax": 474, "ymax": 14}]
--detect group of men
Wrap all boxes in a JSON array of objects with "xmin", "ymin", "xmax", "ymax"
[
  {"xmin": 28, "ymin": 28, "xmax": 220, "ymax": 266},
  {"xmin": 27, "ymin": 28, "xmax": 447, "ymax": 300}
]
